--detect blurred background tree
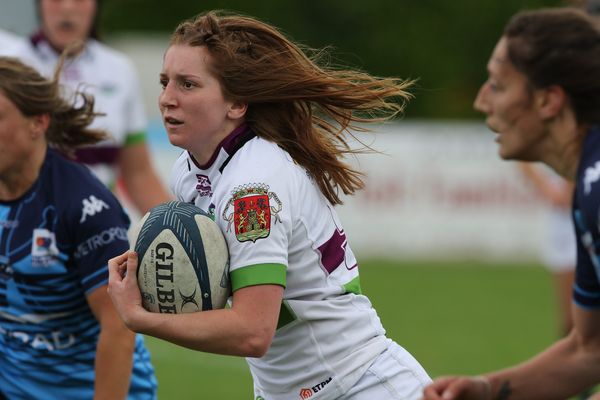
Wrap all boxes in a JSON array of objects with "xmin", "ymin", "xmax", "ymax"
[{"xmin": 101, "ymin": 0, "xmax": 563, "ymax": 119}]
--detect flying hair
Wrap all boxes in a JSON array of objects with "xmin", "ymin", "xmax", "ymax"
[{"xmin": 170, "ymin": 10, "xmax": 414, "ymax": 205}]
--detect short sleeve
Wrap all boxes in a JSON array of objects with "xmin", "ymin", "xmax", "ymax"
[{"xmin": 217, "ymin": 153, "xmax": 294, "ymax": 291}]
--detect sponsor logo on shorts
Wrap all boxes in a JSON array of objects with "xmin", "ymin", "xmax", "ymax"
[
  {"xmin": 299, "ymin": 377, "xmax": 332, "ymax": 399},
  {"xmin": 222, "ymin": 183, "xmax": 282, "ymax": 243},
  {"xmin": 80, "ymin": 195, "xmax": 110, "ymax": 223}
]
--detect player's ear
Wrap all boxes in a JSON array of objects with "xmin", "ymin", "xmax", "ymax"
[
  {"xmin": 536, "ymin": 85, "xmax": 566, "ymax": 120},
  {"xmin": 28, "ymin": 114, "xmax": 50, "ymax": 140},
  {"xmin": 227, "ymin": 101, "xmax": 247, "ymax": 120}
]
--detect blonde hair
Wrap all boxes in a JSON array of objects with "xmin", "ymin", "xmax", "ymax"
[{"xmin": 171, "ymin": 10, "xmax": 413, "ymax": 204}]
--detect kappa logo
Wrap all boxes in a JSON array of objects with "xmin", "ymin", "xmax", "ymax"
[
  {"xmin": 584, "ymin": 161, "xmax": 600, "ymax": 195},
  {"xmin": 80, "ymin": 195, "xmax": 109, "ymax": 223}
]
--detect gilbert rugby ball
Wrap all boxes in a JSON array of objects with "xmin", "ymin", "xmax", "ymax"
[{"xmin": 130, "ymin": 201, "xmax": 230, "ymax": 313}]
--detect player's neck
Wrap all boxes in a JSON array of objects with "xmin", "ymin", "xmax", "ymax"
[
  {"xmin": 0, "ymin": 146, "xmax": 47, "ymax": 202},
  {"xmin": 539, "ymin": 114, "xmax": 586, "ymax": 181}
]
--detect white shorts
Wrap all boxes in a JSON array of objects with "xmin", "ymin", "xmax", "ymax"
[
  {"xmin": 340, "ymin": 341, "xmax": 431, "ymax": 400},
  {"xmin": 541, "ymin": 207, "xmax": 576, "ymax": 273}
]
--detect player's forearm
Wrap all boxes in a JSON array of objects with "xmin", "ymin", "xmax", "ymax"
[
  {"xmin": 124, "ymin": 171, "xmax": 172, "ymax": 214},
  {"xmin": 485, "ymin": 335, "xmax": 600, "ymax": 400},
  {"xmin": 137, "ymin": 307, "xmax": 272, "ymax": 357},
  {"xmin": 94, "ymin": 326, "xmax": 136, "ymax": 400}
]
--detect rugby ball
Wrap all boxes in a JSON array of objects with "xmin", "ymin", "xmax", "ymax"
[{"xmin": 130, "ymin": 201, "xmax": 231, "ymax": 313}]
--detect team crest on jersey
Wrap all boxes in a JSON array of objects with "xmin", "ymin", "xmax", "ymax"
[
  {"xmin": 222, "ymin": 183, "xmax": 282, "ymax": 243},
  {"xmin": 31, "ymin": 228, "xmax": 59, "ymax": 266}
]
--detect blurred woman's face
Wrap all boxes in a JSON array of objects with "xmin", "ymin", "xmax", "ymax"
[
  {"xmin": 40, "ymin": 0, "xmax": 96, "ymax": 50},
  {"xmin": 0, "ymin": 92, "xmax": 38, "ymax": 178},
  {"xmin": 474, "ymin": 37, "xmax": 546, "ymax": 161}
]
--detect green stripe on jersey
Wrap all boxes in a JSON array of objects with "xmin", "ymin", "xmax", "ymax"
[
  {"xmin": 230, "ymin": 263, "xmax": 286, "ymax": 292},
  {"xmin": 343, "ymin": 276, "xmax": 362, "ymax": 295},
  {"xmin": 124, "ymin": 131, "xmax": 147, "ymax": 146}
]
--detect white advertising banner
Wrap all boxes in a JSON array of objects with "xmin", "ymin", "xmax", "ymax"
[
  {"xmin": 148, "ymin": 121, "xmax": 551, "ymax": 263},
  {"xmin": 332, "ymin": 121, "xmax": 547, "ymax": 262}
]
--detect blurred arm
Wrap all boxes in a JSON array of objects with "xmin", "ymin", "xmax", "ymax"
[
  {"xmin": 118, "ymin": 142, "xmax": 172, "ymax": 214},
  {"xmin": 87, "ymin": 284, "xmax": 136, "ymax": 400},
  {"xmin": 482, "ymin": 305, "xmax": 600, "ymax": 400},
  {"xmin": 424, "ymin": 306, "xmax": 600, "ymax": 400},
  {"xmin": 518, "ymin": 162, "xmax": 574, "ymax": 208}
]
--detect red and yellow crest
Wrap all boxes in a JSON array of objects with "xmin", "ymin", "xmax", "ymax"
[{"xmin": 223, "ymin": 184, "xmax": 282, "ymax": 243}]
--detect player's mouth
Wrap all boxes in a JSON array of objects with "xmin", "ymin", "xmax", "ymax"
[
  {"xmin": 57, "ymin": 20, "xmax": 78, "ymax": 33},
  {"xmin": 164, "ymin": 116, "xmax": 183, "ymax": 127}
]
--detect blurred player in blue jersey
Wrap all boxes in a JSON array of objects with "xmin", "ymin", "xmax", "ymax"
[
  {"xmin": 7, "ymin": 0, "xmax": 171, "ymax": 215},
  {"xmin": 423, "ymin": 7, "xmax": 600, "ymax": 400},
  {"xmin": 0, "ymin": 55, "xmax": 156, "ymax": 398},
  {"xmin": 108, "ymin": 10, "xmax": 431, "ymax": 400}
]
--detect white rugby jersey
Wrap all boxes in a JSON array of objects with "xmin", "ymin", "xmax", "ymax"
[
  {"xmin": 0, "ymin": 30, "xmax": 27, "ymax": 57},
  {"xmin": 10, "ymin": 36, "xmax": 147, "ymax": 187},
  {"xmin": 170, "ymin": 125, "xmax": 391, "ymax": 400}
]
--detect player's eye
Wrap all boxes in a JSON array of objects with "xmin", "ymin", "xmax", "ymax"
[
  {"xmin": 159, "ymin": 78, "xmax": 168, "ymax": 89},
  {"xmin": 487, "ymin": 79, "xmax": 501, "ymax": 92},
  {"xmin": 182, "ymin": 80, "xmax": 195, "ymax": 90}
]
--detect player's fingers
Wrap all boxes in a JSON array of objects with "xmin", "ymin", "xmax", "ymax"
[
  {"xmin": 438, "ymin": 376, "xmax": 490, "ymax": 400},
  {"xmin": 108, "ymin": 251, "xmax": 129, "ymax": 285},
  {"xmin": 422, "ymin": 377, "xmax": 457, "ymax": 400},
  {"xmin": 108, "ymin": 251, "xmax": 129, "ymax": 271},
  {"xmin": 124, "ymin": 251, "xmax": 139, "ymax": 282},
  {"xmin": 422, "ymin": 386, "xmax": 444, "ymax": 399}
]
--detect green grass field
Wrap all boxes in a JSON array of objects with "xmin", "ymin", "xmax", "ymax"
[{"xmin": 145, "ymin": 259, "xmax": 560, "ymax": 399}]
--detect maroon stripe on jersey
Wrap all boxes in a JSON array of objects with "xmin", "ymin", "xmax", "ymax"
[
  {"xmin": 318, "ymin": 228, "xmax": 349, "ymax": 274},
  {"xmin": 188, "ymin": 124, "xmax": 250, "ymax": 170},
  {"xmin": 74, "ymin": 146, "xmax": 121, "ymax": 166}
]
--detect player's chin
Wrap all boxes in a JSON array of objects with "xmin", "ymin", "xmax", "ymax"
[
  {"xmin": 166, "ymin": 131, "xmax": 187, "ymax": 148},
  {"xmin": 497, "ymin": 143, "xmax": 525, "ymax": 161}
]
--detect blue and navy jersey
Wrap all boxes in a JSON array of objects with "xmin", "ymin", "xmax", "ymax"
[
  {"xmin": 573, "ymin": 126, "xmax": 600, "ymax": 310},
  {"xmin": 0, "ymin": 148, "xmax": 156, "ymax": 399}
]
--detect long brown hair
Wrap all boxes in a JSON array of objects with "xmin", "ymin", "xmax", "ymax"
[
  {"xmin": 0, "ymin": 48, "xmax": 105, "ymax": 154},
  {"xmin": 170, "ymin": 10, "xmax": 413, "ymax": 205}
]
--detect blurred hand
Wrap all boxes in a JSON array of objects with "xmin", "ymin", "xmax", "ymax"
[
  {"xmin": 422, "ymin": 376, "xmax": 492, "ymax": 400},
  {"xmin": 107, "ymin": 250, "xmax": 147, "ymax": 331}
]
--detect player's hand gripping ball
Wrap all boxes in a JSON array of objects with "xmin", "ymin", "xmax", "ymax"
[{"xmin": 130, "ymin": 201, "xmax": 231, "ymax": 313}]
